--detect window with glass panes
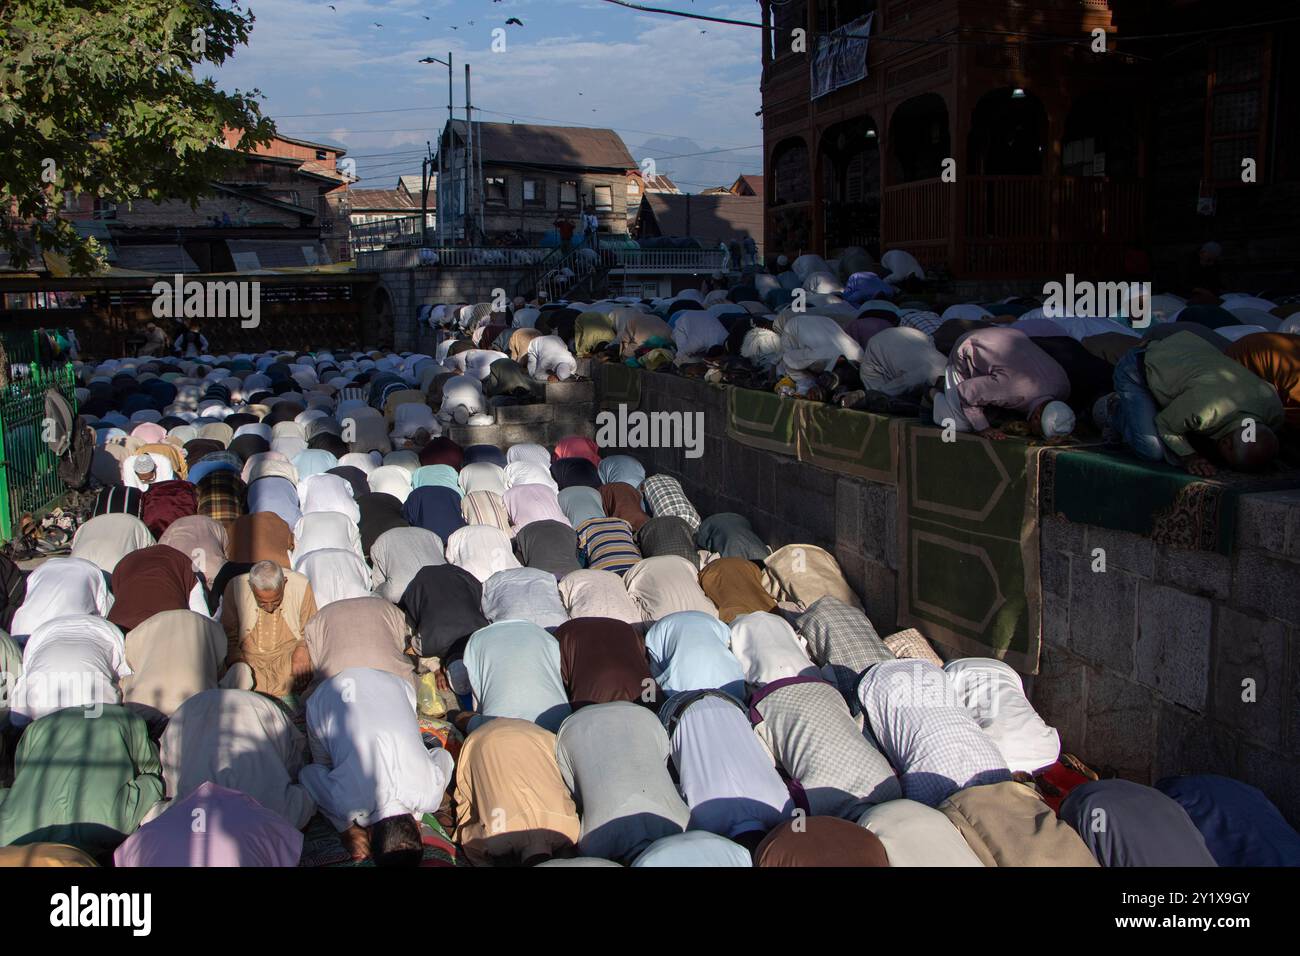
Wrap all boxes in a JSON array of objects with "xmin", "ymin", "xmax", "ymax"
[{"xmin": 1204, "ymin": 37, "xmax": 1271, "ymax": 185}]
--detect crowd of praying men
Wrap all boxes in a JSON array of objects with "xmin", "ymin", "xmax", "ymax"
[
  {"xmin": 426, "ymin": 245, "xmax": 1299, "ymax": 478},
  {"xmin": 0, "ymin": 324, "xmax": 1296, "ymax": 867}
]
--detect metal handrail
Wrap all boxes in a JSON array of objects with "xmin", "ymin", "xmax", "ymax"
[{"xmin": 606, "ymin": 248, "xmax": 729, "ymax": 271}]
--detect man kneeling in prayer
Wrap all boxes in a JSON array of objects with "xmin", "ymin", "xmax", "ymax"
[
  {"xmin": 299, "ymin": 668, "xmax": 455, "ymax": 865},
  {"xmin": 931, "ymin": 326, "xmax": 1075, "ymax": 441},
  {"xmin": 524, "ymin": 334, "xmax": 578, "ymax": 383},
  {"xmin": 1107, "ymin": 330, "xmax": 1283, "ymax": 476}
]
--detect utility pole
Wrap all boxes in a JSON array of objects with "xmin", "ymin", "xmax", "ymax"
[
  {"xmin": 420, "ymin": 142, "xmax": 433, "ymax": 247},
  {"xmin": 464, "ymin": 63, "xmax": 473, "ymax": 245},
  {"xmin": 444, "ymin": 52, "xmax": 452, "ymax": 245},
  {"xmin": 418, "ymin": 53, "xmax": 454, "ymax": 244}
]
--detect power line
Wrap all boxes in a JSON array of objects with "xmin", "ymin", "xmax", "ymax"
[
  {"xmin": 269, "ymin": 104, "xmax": 763, "ymax": 152},
  {"xmin": 276, "ymin": 106, "xmax": 442, "ymax": 119},
  {"xmin": 596, "ymin": 0, "xmax": 1300, "ymax": 48},
  {"xmin": 288, "ymin": 131, "xmax": 761, "ymax": 166}
]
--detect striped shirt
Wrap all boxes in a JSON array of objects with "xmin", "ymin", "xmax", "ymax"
[
  {"xmin": 576, "ymin": 517, "xmax": 641, "ymax": 575},
  {"xmin": 460, "ymin": 490, "xmax": 512, "ymax": 534}
]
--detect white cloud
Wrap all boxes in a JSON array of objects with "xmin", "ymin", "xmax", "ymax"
[{"xmin": 213, "ymin": 0, "xmax": 763, "ymax": 184}]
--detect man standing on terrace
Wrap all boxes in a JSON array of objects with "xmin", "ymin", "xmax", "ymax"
[{"xmin": 554, "ymin": 214, "xmax": 575, "ymax": 253}]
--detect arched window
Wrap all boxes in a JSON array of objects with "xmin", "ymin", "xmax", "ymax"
[
  {"xmin": 967, "ymin": 88, "xmax": 1048, "ymax": 176},
  {"xmin": 888, "ymin": 93, "xmax": 951, "ymax": 183}
]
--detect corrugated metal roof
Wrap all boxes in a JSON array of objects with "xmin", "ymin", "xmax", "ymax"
[
  {"xmin": 114, "ymin": 244, "xmax": 200, "ymax": 273},
  {"xmin": 450, "ymin": 120, "xmax": 636, "ymax": 170},
  {"xmin": 346, "ymin": 188, "xmax": 417, "ymax": 211},
  {"xmin": 640, "ymin": 193, "xmax": 764, "ymax": 250}
]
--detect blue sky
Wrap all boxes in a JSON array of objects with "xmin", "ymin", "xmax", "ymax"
[{"xmin": 210, "ymin": 0, "xmax": 765, "ymax": 192}]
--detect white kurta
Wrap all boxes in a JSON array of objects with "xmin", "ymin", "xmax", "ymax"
[
  {"xmin": 291, "ymin": 512, "xmax": 365, "ymax": 566},
  {"xmin": 439, "ymin": 375, "xmax": 486, "ymax": 422},
  {"xmin": 71, "ymin": 514, "xmax": 155, "ymax": 575},
  {"xmin": 298, "ymin": 474, "xmax": 360, "ymax": 524},
  {"xmin": 525, "ymin": 335, "xmax": 577, "ymax": 382},
  {"xmin": 299, "ymin": 668, "xmax": 454, "ymax": 831},
  {"xmin": 480, "ymin": 567, "xmax": 569, "ymax": 629},
  {"xmin": 446, "ymin": 525, "xmax": 521, "ymax": 583},
  {"xmin": 295, "ymin": 549, "xmax": 373, "ymax": 608},
  {"xmin": 943, "ymin": 657, "xmax": 1060, "ymax": 773},
  {"xmin": 10, "ymin": 614, "xmax": 129, "ymax": 727},
  {"xmin": 9, "ymin": 557, "xmax": 114, "ymax": 638},
  {"xmin": 728, "ymin": 611, "xmax": 817, "ymax": 688},
  {"xmin": 780, "ymin": 314, "xmax": 863, "ymax": 373}
]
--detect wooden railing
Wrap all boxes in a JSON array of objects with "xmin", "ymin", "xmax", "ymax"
[
  {"xmin": 350, "ymin": 214, "xmax": 424, "ymax": 251},
  {"xmin": 879, "ymin": 175, "xmax": 1144, "ymax": 278},
  {"xmin": 882, "ymin": 178, "xmax": 950, "ymax": 243}
]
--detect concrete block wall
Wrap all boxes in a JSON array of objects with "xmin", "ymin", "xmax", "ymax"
[{"xmin": 1037, "ymin": 490, "xmax": 1300, "ymax": 824}]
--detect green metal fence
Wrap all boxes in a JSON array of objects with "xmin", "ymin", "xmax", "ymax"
[{"xmin": 1, "ymin": 329, "xmax": 79, "ymax": 542}]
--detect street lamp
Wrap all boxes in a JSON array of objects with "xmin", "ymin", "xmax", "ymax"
[{"xmin": 419, "ymin": 54, "xmax": 454, "ymax": 244}]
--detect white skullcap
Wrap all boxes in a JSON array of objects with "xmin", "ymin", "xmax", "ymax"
[
  {"xmin": 133, "ymin": 455, "xmax": 156, "ymax": 474},
  {"xmin": 1038, "ymin": 400, "xmax": 1076, "ymax": 438}
]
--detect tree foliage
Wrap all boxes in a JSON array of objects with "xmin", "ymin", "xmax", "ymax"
[{"xmin": 0, "ymin": 0, "xmax": 275, "ymax": 274}]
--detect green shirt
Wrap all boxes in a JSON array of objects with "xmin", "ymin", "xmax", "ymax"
[
  {"xmin": 0, "ymin": 705, "xmax": 163, "ymax": 858},
  {"xmin": 1144, "ymin": 331, "xmax": 1284, "ymax": 458}
]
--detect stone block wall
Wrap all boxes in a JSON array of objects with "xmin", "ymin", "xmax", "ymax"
[
  {"xmin": 446, "ymin": 379, "xmax": 596, "ymax": 448},
  {"xmin": 592, "ymin": 364, "xmax": 1300, "ymax": 824},
  {"xmin": 374, "ymin": 266, "xmax": 536, "ymax": 351},
  {"xmin": 1037, "ymin": 490, "xmax": 1300, "ymax": 824}
]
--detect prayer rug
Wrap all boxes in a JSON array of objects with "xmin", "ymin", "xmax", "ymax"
[
  {"xmin": 1039, "ymin": 447, "xmax": 1300, "ymax": 554},
  {"xmin": 895, "ymin": 422, "xmax": 1043, "ymax": 673},
  {"xmin": 796, "ymin": 403, "xmax": 898, "ymax": 483},
  {"xmin": 298, "ymin": 813, "xmax": 459, "ymax": 868},
  {"xmin": 725, "ymin": 386, "xmax": 800, "ymax": 456}
]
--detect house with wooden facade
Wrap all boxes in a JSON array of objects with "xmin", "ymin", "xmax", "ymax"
[
  {"xmin": 437, "ymin": 120, "xmax": 638, "ymax": 243},
  {"xmin": 46, "ymin": 131, "xmax": 352, "ymax": 273},
  {"xmin": 758, "ymin": 0, "xmax": 1298, "ymax": 289},
  {"xmin": 759, "ymin": 0, "xmax": 1144, "ymax": 282}
]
